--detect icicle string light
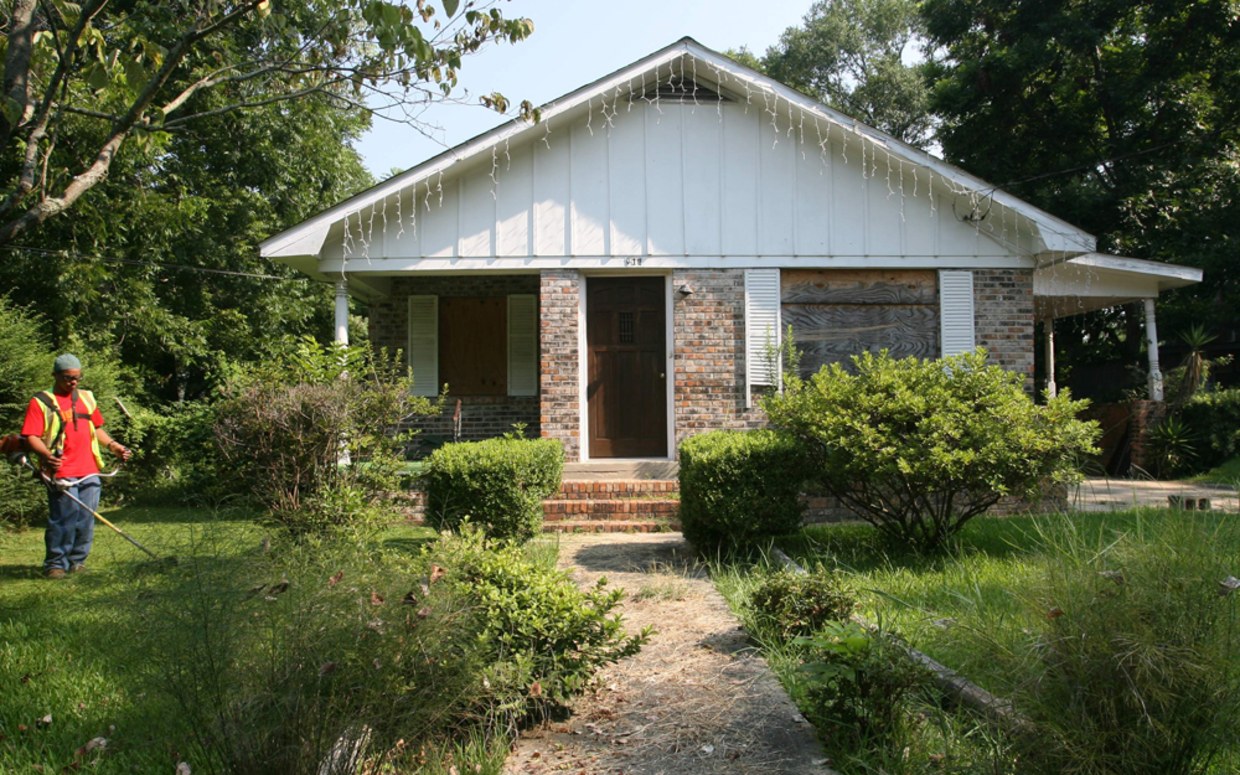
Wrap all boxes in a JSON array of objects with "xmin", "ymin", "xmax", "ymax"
[{"xmin": 325, "ymin": 48, "xmax": 1099, "ymax": 267}]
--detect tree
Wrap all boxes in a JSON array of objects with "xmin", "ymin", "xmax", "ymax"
[
  {"xmin": 922, "ymin": 0, "xmax": 1240, "ymax": 384},
  {"xmin": 761, "ymin": 0, "xmax": 934, "ymax": 147},
  {"xmin": 0, "ymin": 0, "xmax": 535, "ymax": 247},
  {"xmin": 0, "ymin": 84, "xmax": 373, "ymax": 400}
]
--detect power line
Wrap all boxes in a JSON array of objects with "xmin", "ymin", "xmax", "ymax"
[{"xmin": 2, "ymin": 244, "xmax": 310, "ymax": 282}]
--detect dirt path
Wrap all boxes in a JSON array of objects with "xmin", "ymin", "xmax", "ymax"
[{"xmin": 503, "ymin": 533, "xmax": 832, "ymax": 775}]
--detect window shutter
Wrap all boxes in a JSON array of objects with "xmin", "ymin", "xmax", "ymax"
[
  {"xmin": 745, "ymin": 269, "xmax": 781, "ymax": 403},
  {"xmin": 507, "ymin": 294, "xmax": 538, "ymax": 396},
  {"xmin": 939, "ymin": 270, "xmax": 976, "ymax": 356},
  {"xmin": 407, "ymin": 295, "xmax": 439, "ymax": 396}
]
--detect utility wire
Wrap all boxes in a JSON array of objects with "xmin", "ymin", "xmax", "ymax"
[{"xmin": 2, "ymin": 244, "xmax": 310, "ymax": 282}]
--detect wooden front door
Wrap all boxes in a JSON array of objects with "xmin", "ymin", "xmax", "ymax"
[{"xmin": 587, "ymin": 277, "xmax": 668, "ymax": 458}]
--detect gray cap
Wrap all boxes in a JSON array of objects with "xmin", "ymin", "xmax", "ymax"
[{"xmin": 53, "ymin": 353, "xmax": 82, "ymax": 373}]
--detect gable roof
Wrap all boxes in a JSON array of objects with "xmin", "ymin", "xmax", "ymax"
[{"xmin": 261, "ymin": 37, "xmax": 1098, "ymax": 270}]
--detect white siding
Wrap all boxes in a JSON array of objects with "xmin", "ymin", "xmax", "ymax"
[
  {"xmin": 938, "ymin": 270, "xmax": 976, "ymax": 356},
  {"xmin": 407, "ymin": 295, "xmax": 439, "ymax": 396},
  {"xmin": 507, "ymin": 294, "xmax": 538, "ymax": 396},
  {"xmin": 328, "ymin": 101, "xmax": 1033, "ymax": 267},
  {"xmin": 745, "ymin": 269, "xmax": 782, "ymax": 402}
]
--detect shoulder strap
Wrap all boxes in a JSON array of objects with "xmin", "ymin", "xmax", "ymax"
[{"xmin": 34, "ymin": 391, "xmax": 68, "ymax": 453}]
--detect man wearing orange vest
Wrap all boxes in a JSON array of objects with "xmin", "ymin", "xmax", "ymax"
[{"xmin": 22, "ymin": 354, "xmax": 132, "ymax": 578}]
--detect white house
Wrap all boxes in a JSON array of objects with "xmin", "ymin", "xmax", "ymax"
[{"xmin": 262, "ymin": 37, "xmax": 1201, "ymax": 462}]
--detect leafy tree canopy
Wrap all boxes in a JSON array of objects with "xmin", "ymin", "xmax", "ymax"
[
  {"xmin": 0, "ymin": 0, "xmax": 535, "ymax": 401},
  {"xmin": 922, "ymin": 0, "xmax": 1240, "ymax": 349},
  {"xmin": 760, "ymin": 0, "xmax": 934, "ymax": 147},
  {"xmin": 0, "ymin": 0, "xmax": 535, "ymax": 246}
]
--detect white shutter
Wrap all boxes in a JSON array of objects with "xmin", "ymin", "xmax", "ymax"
[
  {"xmin": 745, "ymin": 269, "xmax": 781, "ymax": 403},
  {"xmin": 407, "ymin": 295, "xmax": 439, "ymax": 396},
  {"xmin": 939, "ymin": 270, "xmax": 976, "ymax": 356},
  {"xmin": 507, "ymin": 294, "xmax": 538, "ymax": 396}
]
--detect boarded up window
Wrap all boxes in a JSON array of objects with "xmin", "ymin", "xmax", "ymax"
[
  {"xmin": 439, "ymin": 297, "xmax": 507, "ymax": 395},
  {"xmin": 781, "ymin": 269, "xmax": 939, "ymax": 378}
]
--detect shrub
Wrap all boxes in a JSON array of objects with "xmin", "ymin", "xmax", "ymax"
[
  {"xmin": 214, "ymin": 337, "xmax": 438, "ymax": 534},
  {"xmin": 797, "ymin": 621, "xmax": 930, "ymax": 752},
  {"xmin": 1177, "ymin": 388, "xmax": 1240, "ymax": 472},
  {"xmin": 146, "ymin": 526, "xmax": 646, "ymax": 772},
  {"xmin": 678, "ymin": 429, "xmax": 812, "ymax": 553},
  {"xmin": 114, "ymin": 399, "xmax": 229, "ymax": 504},
  {"xmin": 422, "ymin": 437, "xmax": 563, "ymax": 542},
  {"xmin": 428, "ymin": 527, "xmax": 648, "ymax": 717},
  {"xmin": 1147, "ymin": 415, "xmax": 1199, "ymax": 479},
  {"xmin": 764, "ymin": 349, "xmax": 1099, "ymax": 552},
  {"xmin": 747, "ymin": 566, "xmax": 856, "ymax": 639},
  {"xmin": 1005, "ymin": 517, "xmax": 1240, "ymax": 774}
]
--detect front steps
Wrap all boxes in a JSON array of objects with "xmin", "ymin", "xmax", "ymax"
[
  {"xmin": 542, "ymin": 479, "xmax": 681, "ymax": 533},
  {"xmin": 404, "ymin": 461, "xmax": 683, "ymax": 533}
]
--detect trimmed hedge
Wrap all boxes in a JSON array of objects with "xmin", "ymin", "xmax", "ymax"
[
  {"xmin": 678, "ymin": 429, "xmax": 811, "ymax": 552},
  {"xmin": 422, "ymin": 437, "xmax": 564, "ymax": 542},
  {"xmin": 1178, "ymin": 388, "xmax": 1240, "ymax": 472}
]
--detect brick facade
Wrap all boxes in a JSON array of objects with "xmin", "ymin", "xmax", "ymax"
[
  {"xmin": 539, "ymin": 270, "xmax": 582, "ymax": 461},
  {"xmin": 367, "ymin": 275, "xmax": 540, "ymax": 449},
  {"xmin": 366, "ymin": 267, "xmax": 1036, "ymax": 461},
  {"xmin": 672, "ymin": 269, "xmax": 766, "ymax": 452},
  {"xmin": 973, "ymin": 268, "xmax": 1035, "ymax": 382}
]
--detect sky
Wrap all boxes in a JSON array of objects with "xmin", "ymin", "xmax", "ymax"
[{"xmin": 355, "ymin": 0, "xmax": 815, "ymax": 178}]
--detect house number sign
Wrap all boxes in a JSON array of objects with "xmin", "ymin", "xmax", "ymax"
[{"xmin": 624, "ymin": 257, "xmax": 644, "ymax": 267}]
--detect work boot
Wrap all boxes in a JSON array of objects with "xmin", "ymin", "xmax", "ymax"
[
  {"xmin": 45, "ymin": 568, "xmax": 67, "ymax": 579},
  {"xmin": 69, "ymin": 564, "xmax": 87, "ymax": 574}
]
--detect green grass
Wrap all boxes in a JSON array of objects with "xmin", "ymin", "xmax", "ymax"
[
  {"xmin": 758, "ymin": 510, "xmax": 1240, "ymax": 773},
  {"xmin": 781, "ymin": 511, "xmax": 1240, "ymax": 692},
  {"xmin": 0, "ymin": 504, "xmax": 439, "ymax": 773},
  {"xmin": 1190, "ymin": 455, "xmax": 1240, "ymax": 486}
]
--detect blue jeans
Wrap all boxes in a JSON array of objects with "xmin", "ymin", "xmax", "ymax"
[{"xmin": 44, "ymin": 478, "xmax": 100, "ymax": 571}]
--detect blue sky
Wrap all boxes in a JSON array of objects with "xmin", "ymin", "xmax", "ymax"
[{"xmin": 355, "ymin": 0, "xmax": 815, "ymax": 177}]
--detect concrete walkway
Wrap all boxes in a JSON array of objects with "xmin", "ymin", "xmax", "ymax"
[{"xmin": 1071, "ymin": 477, "xmax": 1239, "ymax": 513}]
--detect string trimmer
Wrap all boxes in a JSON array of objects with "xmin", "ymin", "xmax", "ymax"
[{"xmin": 20, "ymin": 455, "xmax": 176, "ymax": 566}]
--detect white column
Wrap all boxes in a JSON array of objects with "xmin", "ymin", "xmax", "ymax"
[
  {"xmin": 1043, "ymin": 318, "xmax": 1057, "ymax": 398},
  {"xmin": 334, "ymin": 281, "xmax": 349, "ymax": 346},
  {"xmin": 1143, "ymin": 297, "xmax": 1164, "ymax": 402}
]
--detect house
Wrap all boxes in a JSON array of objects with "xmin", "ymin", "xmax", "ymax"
[{"xmin": 261, "ymin": 37, "xmax": 1201, "ymax": 464}]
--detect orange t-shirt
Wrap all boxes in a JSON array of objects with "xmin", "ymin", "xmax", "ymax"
[{"xmin": 22, "ymin": 392, "xmax": 105, "ymax": 478}]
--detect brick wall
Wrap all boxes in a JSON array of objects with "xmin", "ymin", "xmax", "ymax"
[
  {"xmin": 366, "ymin": 274, "xmax": 541, "ymax": 453},
  {"xmin": 539, "ymin": 270, "xmax": 582, "ymax": 462},
  {"xmin": 973, "ymin": 268, "xmax": 1035, "ymax": 383},
  {"xmin": 672, "ymin": 269, "xmax": 766, "ymax": 454}
]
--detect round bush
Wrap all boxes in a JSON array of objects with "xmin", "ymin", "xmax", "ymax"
[
  {"xmin": 678, "ymin": 429, "xmax": 812, "ymax": 553},
  {"xmin": 422, "ymin": 437, "xmax": 564, "ymax": 542},
  {"xmin": 748, "ymin": 566, "xmax": 857, "ymax": 639}
]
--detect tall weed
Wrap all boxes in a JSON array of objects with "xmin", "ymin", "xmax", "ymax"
[{"xmin": 1004, "ymin": 516, "xmax": 1240, "ymax": 774}]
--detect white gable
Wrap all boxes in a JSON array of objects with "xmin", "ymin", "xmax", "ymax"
[{"xmin": 262, "ymin": 38, "xmax": 1098, "ymax": 279}]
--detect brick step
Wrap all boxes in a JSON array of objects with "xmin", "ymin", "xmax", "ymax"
[
  {"xmin": 554, "ymin": 480, "xmax": 679, "ymax": 500},
  {"xmin": 543, "ymin": 498, "xmax": 680, "ymax": 518},
  {"xmin": 542, "ymin": 519, "xmax": 679, "ymax": 534}
]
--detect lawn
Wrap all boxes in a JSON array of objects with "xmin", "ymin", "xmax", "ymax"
[
  {"xmin": 760, "ymin": 509, "xmax": 1240, "ymax": 773},
  {"xmin": 0, "ymin": 505, "xmax": 444, "ymax": 773}
]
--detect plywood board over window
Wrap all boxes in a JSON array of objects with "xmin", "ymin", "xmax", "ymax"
[
  {"xmin": 782, "ymin": 269, "xmax": 939, "ymax": 377},
  {"xmin": 439, "ymin": 297, "xmax": 507, "ymax": 395}
]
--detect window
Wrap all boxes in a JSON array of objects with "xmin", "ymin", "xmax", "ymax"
[{"xmin": 408, "ymin": 294, "xmax": 537, "ymax": 397}]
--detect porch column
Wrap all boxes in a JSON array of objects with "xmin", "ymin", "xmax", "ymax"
[
  {"xmin": 1043, "ymin": 318, "xmax": 1057, "ymax": 398},
  {"xmin": 1143, "ymin": 297, "xmax": 1164, "ymax": 402},
  {"xmin": 334, "ymin": 281, "xmax": 349, "ymax": 346}
]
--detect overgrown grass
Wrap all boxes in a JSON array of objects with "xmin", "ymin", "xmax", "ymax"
[
  {"xmin": 0, "ymin": 506, "xmax": 270, "ymax": 772},
  {"xmin": 3, "ymin": 505, "xmax": 637, "ymax": 773},
  {"xmin": 752, "ymin": 510, "xmax": 1240, "ymax": 773}
]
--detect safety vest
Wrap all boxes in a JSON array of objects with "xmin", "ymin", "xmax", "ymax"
[{"xmin": 33, "ymin": 389, "xmax": 106, "ymax": 471}]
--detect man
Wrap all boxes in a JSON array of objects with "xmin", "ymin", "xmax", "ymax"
[{"xmin": 22, "ymin": 354, "xmax": 132, "ymax": 578}]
